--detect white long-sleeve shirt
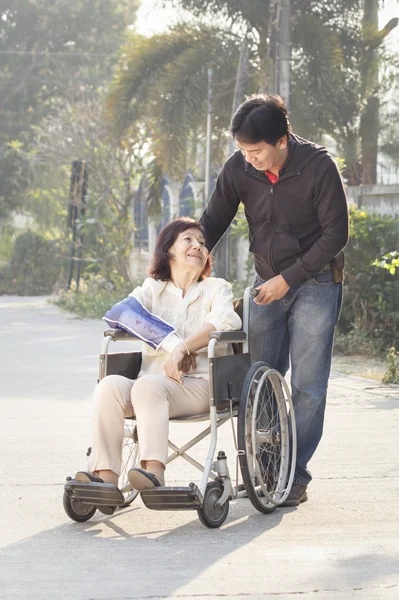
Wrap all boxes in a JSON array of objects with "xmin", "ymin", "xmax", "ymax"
[{"xmin": 129, "ymin": 277, "xmax": 242, "ymax": 380}]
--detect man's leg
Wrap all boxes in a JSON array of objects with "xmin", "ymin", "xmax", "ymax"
[
  {"xmin": 288, "ymin": 272, "xmax": 342, "ymax": 490},
  {"xmin": 249, "ymin": 276, "xmax": 290, "ymax": 374}
]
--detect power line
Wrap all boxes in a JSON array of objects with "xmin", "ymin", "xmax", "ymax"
[{"xmin": 0, "ymin": 50, "xmax": 116, "ymax": 56}]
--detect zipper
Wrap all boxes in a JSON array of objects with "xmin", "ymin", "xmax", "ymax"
[
  {"xmin": 244, "ymin": 164, "xmax": 300, "ymax": 276},
  {"xmin": 269, "ymin": 187, "xmax": 278, "ymax": 275}
]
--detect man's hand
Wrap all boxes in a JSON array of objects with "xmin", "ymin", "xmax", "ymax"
[{"xmin": 254, "ymin": 275, "xmax": 290, "ymax": 305}]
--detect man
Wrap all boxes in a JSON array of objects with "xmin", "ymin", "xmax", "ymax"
[{"xmin": 200, "ymin": 94, "xmax": 348, "ymax": 507}]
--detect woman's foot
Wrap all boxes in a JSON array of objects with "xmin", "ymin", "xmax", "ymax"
[
  {"xmin": 96, "ymin": 470, "xmax": 119, "ymax": 486},
  {"xmin": 75, "ymin": 471, "xmax": 104, "ymax": 483},
  {"xmin": 73, "ymin": 471, "xmax": 116, "ymax": 515},
  {"xmin": 128, "ymin": 468, "xmax": 164, "ymax": 491}
]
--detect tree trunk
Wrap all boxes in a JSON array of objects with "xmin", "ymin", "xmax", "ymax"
[
  {"xmin": 342, "ymin": 130, "xmax": 362, "ymax": 186},
  {"xmin": 360, "ymin": 0, "xmax": 379, "ymax": 184}
]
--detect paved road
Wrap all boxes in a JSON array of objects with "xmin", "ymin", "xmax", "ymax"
[{"xmin": 1, "ymin": 296, "xmax": 398, "ymax": 600}]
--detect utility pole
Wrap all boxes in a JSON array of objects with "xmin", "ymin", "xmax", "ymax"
[
  {"xmin": 225, "ymin": 39, "xmax": 249, "ymax": 280},
  {"xmin": 276, "ymin": 0, "xmax": 291, "ymax": 110},
  {"xmin": 204, "ymin": 66, "xmax": 226, "ymax": 278},
  {"xmin": 204, "ymin": 67, "xmax": 213, "ymax": 203}
]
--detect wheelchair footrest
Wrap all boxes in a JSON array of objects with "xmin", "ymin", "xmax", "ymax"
[
  {"xmin": 140, "ymin": 485, "xmax": 201, "ymax": 511},
  {"xmin": 64, "ymin": 480, "xmax": 125, "ymax": 507}
]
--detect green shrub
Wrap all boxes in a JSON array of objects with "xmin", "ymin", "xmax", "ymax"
[
  {"xmin": 0, "ymin": 223, "xmax": 15, "ymax": 265},
  {"xmin": 383, "ymin": 347, "xmax": 399, "ymax": 384},
  {"xmin": 0, "ymin": 230, "xmax": 62, "ymax": 295},
  {"xmin": 53, "ymin": 276, "xmax": 133, "ymax": 319},
  {"xmin": 337, "ymin": 208, "xmax": 399, "ymax": 353}
]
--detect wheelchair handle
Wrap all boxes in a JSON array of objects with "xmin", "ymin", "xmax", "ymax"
[{"xmin": 208, "ymin": 331, "xmax": 247, "ymax": 343}]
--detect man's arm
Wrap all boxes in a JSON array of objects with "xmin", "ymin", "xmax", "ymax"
[
  {"xmin": 281, "ymin": 161, "xmax": 349, "ymax": 288},
  {"xmin": 200, "ymin": 157, "xmax": 241, "ymax": 252}
]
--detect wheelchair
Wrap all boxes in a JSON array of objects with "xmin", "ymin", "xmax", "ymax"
[{"xmin": 63, "ymin": 287, "xmax": 297, "ymax": 528}]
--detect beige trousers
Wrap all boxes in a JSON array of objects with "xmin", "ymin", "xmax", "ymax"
[{"xmin": 89, "ymin": 374, "xmax": 210, "ymax": 476}]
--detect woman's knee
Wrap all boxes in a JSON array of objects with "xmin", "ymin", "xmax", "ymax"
[
  {"xmin": 94, "ymin": 374, "xmax": 132, "ymax": 410},
  {"xmin": 131, "ymin": 375, "xmax": 169, "ymax": 407}
]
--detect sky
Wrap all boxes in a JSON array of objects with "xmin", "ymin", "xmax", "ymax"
[
  {"xmin": 135, "ymin": 0, "xmax": 190, "ymax": 35},
  {"xmin": 135, "ymin": 0, "xmax": 399, "ymax": 49}
]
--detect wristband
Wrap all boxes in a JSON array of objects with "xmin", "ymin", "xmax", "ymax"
[{"xmin": 180, "ymin": 340, "xmax": 190, "ymax": 356}]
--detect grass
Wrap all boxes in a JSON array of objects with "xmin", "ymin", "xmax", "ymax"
[{"xmin": 331, "ymin": 353, "xmax": 387, "ymax": 382}]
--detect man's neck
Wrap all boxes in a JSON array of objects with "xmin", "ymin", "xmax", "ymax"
[{"xmin": 268, "ymin": 146, "xmax": 289, "ymax": 177}]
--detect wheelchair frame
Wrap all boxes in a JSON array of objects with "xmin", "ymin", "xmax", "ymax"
[{"xmin": 64, "ymin": 288, "xmax": 297, "ymax": 528}]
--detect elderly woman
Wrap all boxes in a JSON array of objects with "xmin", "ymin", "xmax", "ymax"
[{"xmin": 75, "ymin": 217, "xmax": 241, "ymax": 503}]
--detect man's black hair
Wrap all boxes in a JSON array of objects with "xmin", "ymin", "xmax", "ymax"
[{"xmin": 230, "ymin": 94, "xmax": 291, "ymax": 146}]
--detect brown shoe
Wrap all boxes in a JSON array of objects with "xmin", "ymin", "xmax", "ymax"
[{"xmin": 280, "ymin": 482, "xmax": 308, "ymax": 507}]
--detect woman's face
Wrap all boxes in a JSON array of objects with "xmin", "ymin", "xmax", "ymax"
[{"xmin": 169, "ymin": 227, "xmax": 209, "ymax": 274}]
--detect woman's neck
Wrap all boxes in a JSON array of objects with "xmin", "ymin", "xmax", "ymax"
[{"xmin": 170, "ymin": 269, "xmax": 199, "ymax": 296}]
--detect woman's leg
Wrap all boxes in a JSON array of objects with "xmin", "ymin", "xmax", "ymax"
[
  {"xmin": 89, "ymin": 374, "xmax": 134, "ymax": 484},
  {"xmin": 130, "ymin": 375, "xmax": 209, "ymax": 483}
]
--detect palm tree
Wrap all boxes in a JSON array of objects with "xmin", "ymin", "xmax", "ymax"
[{"xmin": 107, "ymin": 24, "xmax": 258, "ymax": 217}]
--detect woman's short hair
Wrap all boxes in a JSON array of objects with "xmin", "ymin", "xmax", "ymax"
[
  {"xmin": 148, "ymin": 217, "xmax": 211, "ymax": 281},
  {"xmin": 230, "ymin": 94, "xmax": 291, "ymax": 146}
]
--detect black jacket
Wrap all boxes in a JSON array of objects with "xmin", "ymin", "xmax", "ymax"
[{"xmin": 200, "ymin": 134, "xmax": 349, "ymax": 287}]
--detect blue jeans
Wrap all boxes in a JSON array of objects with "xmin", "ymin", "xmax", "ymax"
[{"xmin": 249, "ymin": 270, "xmax": 343, "ymax": 485}]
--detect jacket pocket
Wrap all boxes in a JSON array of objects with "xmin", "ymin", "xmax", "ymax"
[
  {"xmin": 248, "ymin": 222, "xmax": 273, "ymax": 254},
  {"xmin": 272, "ymin": 229, "xmax": 303, "ymax": 270}
]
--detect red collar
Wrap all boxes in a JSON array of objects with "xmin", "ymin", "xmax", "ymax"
[{"xmin": 265, "ymin": 170, "xmax": 279, "ymax": 185}]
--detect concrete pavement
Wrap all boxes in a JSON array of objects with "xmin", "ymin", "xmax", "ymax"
[{"xmin": 0, "ymin": 296, "xmax": 398, "ymax": 600}]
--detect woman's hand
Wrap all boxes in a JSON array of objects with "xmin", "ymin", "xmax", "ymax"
[
  {"xmin": 164, "ymin": 343, "xmax": 189, "ymax": 384},
  {"xmin": 179, "ymin": 352, "xmax": 197, "ymax": 374}
]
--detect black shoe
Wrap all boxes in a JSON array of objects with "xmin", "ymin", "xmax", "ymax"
[
  {"xmin": 74, "ymin": 471, "xmax": 116, "ymax": 515},
  {"xmin": 280, "ymin": 482, "xmax": 308, "ymax": 507},
  {"xmin": 75, "ymin": 471, "xmax": 103, "ymax": 483},
  {"xmin": 128, "ymin": 468, "xmax": 163, "ymax": 491}
]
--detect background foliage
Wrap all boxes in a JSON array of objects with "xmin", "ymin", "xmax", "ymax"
[
  {"xmin": 336, "ymin": 208, "xmax": 399, "ymax": 353},
  {"xmin": 0, "ymin": 0, "xmax": 398, "ymax": 375}
]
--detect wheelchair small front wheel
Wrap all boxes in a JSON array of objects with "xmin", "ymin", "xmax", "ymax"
[
  {"xmin": 63, "ymin": 490, "xmax": 97, "ymax": 522},
  {"xmin": 197, "ymin": 481, "xmax": 229, "ymax": 529}
]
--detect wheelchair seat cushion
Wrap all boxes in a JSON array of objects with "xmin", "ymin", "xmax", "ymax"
[{"xmin": 103, "ymin": 296, "xmax": 177, "ymax": 350}]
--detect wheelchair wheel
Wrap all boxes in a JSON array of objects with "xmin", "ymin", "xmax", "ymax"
[
  {"xmin": 238, "ymin": 361, "xmax": 296, "ymax": 514},
  {"xmin": 118, "ymin": 420, "xmax": 140, "ymax": 506},
  {"xmin": 63, "ymin": 490, "xmax": 97, "ymax": 522},
  {"xmin": 197, "ymin": 481, "xmax": 229, "ymax": 529}
]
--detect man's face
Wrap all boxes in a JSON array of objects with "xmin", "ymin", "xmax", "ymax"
[{"xmin": 236, "ymin": 138, "xmax": 287, "ymax": 172}]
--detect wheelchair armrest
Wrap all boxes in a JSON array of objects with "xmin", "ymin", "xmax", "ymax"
[
  {"xmin": 103, "ymin": 329, "xmax": 140, "ymax": 341},
  {"xmin": 209, "ymin": 331, "xmax": 247, "ymax": 343}
]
